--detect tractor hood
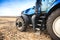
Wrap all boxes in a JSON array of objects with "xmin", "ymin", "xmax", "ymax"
[{"xmin": 22, "ymin": 6, "xmax": 35, "ymax": 15}]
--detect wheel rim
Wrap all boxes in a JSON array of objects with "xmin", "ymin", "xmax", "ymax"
[
  {"xmin": 53, "ymin": 16, "xmax": 60, "ymax": 38},
  {"xmin": 16, "ymin": 22, "xmax": 22, "ymax": 27},
  {"xmin": 16, "ymin": 18, "xmax": 23, "ymax": 30}
]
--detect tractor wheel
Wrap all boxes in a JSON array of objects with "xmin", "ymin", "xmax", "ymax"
[
  {"xmin": 16, "ymin": 16, "xmax": 26, "ymax": 32},
  {"xmin": 46, "ymin": 8, "xmax": 60, "ymax": 40}
]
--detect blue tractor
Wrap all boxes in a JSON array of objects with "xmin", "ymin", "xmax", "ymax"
[{"xmin": 16, "ymin": 0, "xmax": 60, "ymax": 40}]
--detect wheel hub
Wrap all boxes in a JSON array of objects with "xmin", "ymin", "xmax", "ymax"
[
  {"xmin": 19, "ymin": 22, "xmax": 22, "ymax": 27},
  {"xmin": 16, "ymin": 22, "xmax": 22, "ymax": 27},
  {"xmin": 53, "ymin": 16, "xmax": 60, "ymax": 38},
  {"xmin": 16, "ymin": 18, "xmax": 23, "ymax": 27}
]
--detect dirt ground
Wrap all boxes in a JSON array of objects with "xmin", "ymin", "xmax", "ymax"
[{"xmin": 0, "ymin": 17, "xmax": 52, "ymax": 40}]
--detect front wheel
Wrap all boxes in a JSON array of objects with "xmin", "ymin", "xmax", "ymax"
[
  {"xmin": 46, "ymin": 9, "xmax": 60, "ymax": 40},
  {"xmin": 16, "ymin": 17, "xmax": 26, "ymax": 32}
]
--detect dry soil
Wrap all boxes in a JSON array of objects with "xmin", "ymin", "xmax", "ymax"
[{"xmin": 0, "ymin": 17, "xmax": 52, "ymax": 40}]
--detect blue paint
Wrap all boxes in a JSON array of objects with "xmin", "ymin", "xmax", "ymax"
[
  {"xmin": 47, "ymin": 0, "xmax": 60, "ymax": 13},
  {"xmin": 23, "ymin": 6, "xmax": 35, "ymax": 15},
  {"xmin": 23, "ymin": 0, "xmax": 60, "ymax": 15}
]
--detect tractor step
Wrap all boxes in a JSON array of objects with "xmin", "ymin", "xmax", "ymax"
[
  {"xmin": 35, "ymin": 13, "xmax": 46, "ymax": 30},
  {"xmin": 29, "ymin": 13, "xmax": 46, "ymax": 31},
  {"xmin": 40, "ymin": 16, "xmax": 46, "ymax": 18},
  {"xmin": 37, "ymin": 24, "xmax": 41, "ymax": 26},
  {"xmin": 38, "ymin": 20, "xmax": 43, "ymax": 22}
]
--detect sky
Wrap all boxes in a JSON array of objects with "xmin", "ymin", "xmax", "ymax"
[{"xmin": 0, "ymin": 0, "xmax": 36, "ymax": 16}]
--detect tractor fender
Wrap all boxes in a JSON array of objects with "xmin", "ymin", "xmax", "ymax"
[
  {"xmin": 47, "ymin": 0, "xmax": 60, "ymax": 13},
  {"xmin": 21, "ymin": 14, "xmax": 29, "ymax": 26}
]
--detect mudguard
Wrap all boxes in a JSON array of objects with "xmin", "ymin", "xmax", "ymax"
[
  {"xmin": 21, "ymin": 14, "xmax": 29, "ymax": 25},
  {"xmin": 47, "ymin": 0, "xmax": 60, "ymax": 13}
]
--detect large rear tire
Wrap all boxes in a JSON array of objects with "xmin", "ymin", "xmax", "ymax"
[
  {"xmin": 16, "ymin": 16, "xmax": 27, "ymax": 32},
  {"xmin": 46, "ymin": 8, "xmax": 60, "ymax": 40}
]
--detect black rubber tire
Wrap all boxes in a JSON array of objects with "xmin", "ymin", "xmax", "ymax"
[
  {"xmin": 16, "ymin": 16, "xmax": 27, "ymax": 32},
  {"xmin": 46, "ymin": 8, "xmax": 60, "ymax": 40}
]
